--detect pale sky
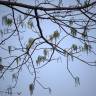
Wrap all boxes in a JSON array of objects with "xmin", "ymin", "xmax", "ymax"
[{"xmin": 0, "ymin": 0, "xmax": 96, "ymax": 96}]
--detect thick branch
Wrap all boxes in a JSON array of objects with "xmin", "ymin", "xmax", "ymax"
[{"xmin": 0, "ymin": 1, "xmax": 96, "ymax": 11}]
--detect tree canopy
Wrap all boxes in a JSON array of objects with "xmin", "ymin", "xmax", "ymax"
[{"xmin": 0, "ymin": 0, "xmax": 96, "ymax": 96}]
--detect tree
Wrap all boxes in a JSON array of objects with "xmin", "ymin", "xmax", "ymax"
[{"xmin": 0, "ymin": 0, "xmax": 96, "ymax": 95}]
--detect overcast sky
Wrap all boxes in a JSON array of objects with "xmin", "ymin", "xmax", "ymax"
[{"xmin": 0, "ymin": 0, "xmax": 96, "ymax": 96}]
